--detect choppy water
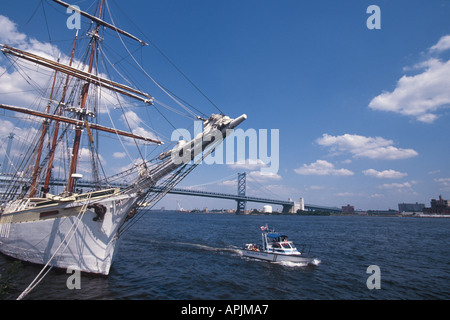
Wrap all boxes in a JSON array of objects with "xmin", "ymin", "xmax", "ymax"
[{"xmin": 1, "ymin": 211, "xmax": 449, "ymax": 301}]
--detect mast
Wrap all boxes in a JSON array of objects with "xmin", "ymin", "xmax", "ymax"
[
  {"xmin": 42, "ymin": 31, "xmax": 78, "ymax": 197},
  {"xmin": 66, "ymin": 0, "xmax": 103, "ymax": 194},
  {"xmin": 28, "ymin": 66, "xmax": 59, "ymax": 198}
]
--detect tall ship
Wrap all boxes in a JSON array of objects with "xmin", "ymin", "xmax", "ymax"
[{"xmin": 0, "ymin": 0, "xmax": 246, "ymax": 276}]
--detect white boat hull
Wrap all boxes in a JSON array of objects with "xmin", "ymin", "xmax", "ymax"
[
  {"xmin": 242, "ymin": 249, "xmax": 316, "ymax": 264},
  {"xmin": 0, "ymin": 192, "xmax": 138, "ymax": 275}
]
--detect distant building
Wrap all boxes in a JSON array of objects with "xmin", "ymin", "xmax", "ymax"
[
  {"xmin": 423, "ymin": 195, "xmax": 450, "ymax": 215},
  {"xmin": 398, "ymin": 202, "xmax": 425, "ymax": 213},
  {"xmin": 290, "ymin": 197, "xmax": 305, "ymax": 213},
  {"xmin": 342, "ymin": 204, "xmax": 355, "ymax": 214}
]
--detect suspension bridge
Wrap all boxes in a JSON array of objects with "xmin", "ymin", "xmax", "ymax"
[
  {"xmin": 0, "ymin": 172, "xmax": 342, "ymax": 214},
  {"xmin": 159, "ymin": 173, "xmax": 342, "ymax": 213}
]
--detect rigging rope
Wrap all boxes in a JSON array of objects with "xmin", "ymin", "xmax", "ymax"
[
  {"xmin": 246, "ymin": 174, "xmax": 285, "ymax": 201},
  {"xmin": 110, "ymin": 0, "xmax": 225, "ymax": 116},
  {"xmin": 104, "ymin": 1, "xmax": 213, "ymax": 120},
  {"xmin": 103, "ymin": 98, "xmax": 136, "ymax": 164},
  {"xmin": 179, "ymin": 173, "xmax": 238, "ymax": 189},
  {"xmin": 115, "ymin": 126, "xmax": 228, "ymax": 237}
]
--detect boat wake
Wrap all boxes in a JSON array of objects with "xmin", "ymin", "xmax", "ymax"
[
  {"xmin": 175, "ymin": 242, "xmax": 243, "ymax": 255},
  {"xmin": 275, "ymin": 261, "xmax": 309, "ymax": 267},
  {"xmin": 275, "ymin": 258, "xmax": 321, "ymax": 268}
]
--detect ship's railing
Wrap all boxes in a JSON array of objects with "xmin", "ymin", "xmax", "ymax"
[{"xmin": 3, "ymin": 198, "xmax": 31, "ymax": 214}]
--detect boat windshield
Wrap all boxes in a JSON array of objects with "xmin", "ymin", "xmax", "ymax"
[{"xmin": 281, "ymin": 242, "xmax": 292, "ymax": 249}]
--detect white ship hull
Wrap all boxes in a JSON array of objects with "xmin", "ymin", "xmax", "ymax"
[{"xmin": 0, "ymin": 190, "xmax": 138, "ymax": 275}]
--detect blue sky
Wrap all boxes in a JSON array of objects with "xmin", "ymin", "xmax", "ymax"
[{"xmin": 1, "ymin": 0, "xmax": 450, "ymax": 211}]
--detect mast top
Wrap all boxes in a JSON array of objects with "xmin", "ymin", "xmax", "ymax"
[{"xmin": 51, "ymin": 0, "xmax": 148, "ymax": 46}]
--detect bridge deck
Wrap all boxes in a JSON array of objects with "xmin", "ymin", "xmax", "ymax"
[{"xmin": 0, "ymin": 176, "xmax": 342, "ymax": 212}]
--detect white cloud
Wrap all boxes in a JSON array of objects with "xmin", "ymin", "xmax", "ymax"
[
  {"xmin": 228, "ymin": 158, "xmax": 267, "ymax": 171},
  {"xmin": 316, "ymin": 133, "xmax": 418, "ymax": 160},
  {"xmin": 380, "ymin": 182, "xmax": 410, "ymax": 189},
  {"xmin": 0, "ymin": 15, "xmax": 27, "ymax": 44},
  {"xmin": 378, "ymin": 181, "xmax": 417, "ymax": 190},
  {"xmin": 430, "ymin": 34, "xmax": 450, "ymax": 53},
  {"xmin": 76, "ymin": 147, "xmax": 107, "ymax": 175},
  {"xmin": 0, "ymin": 15, "xmax": 67, "ymax": 107},
  {"xmin": 113, "ymin": 152, "xmax": 127, "ymax": 159},
  {"xmin": 217, "ymin": 179, "xmax": 236, "ymax": 187},
  {"xmin": 294, "ymin": 160, "xmax": 354, "ymax": 176},
  {"xmin": 122, "ymin": 110, "xmax": 141, "ymax": 126},
  {"xmin": 306, "ymin": 185, "xmax": 326, "ymax": 191},
  {"xmin": 369, "ymin": 34, "xmax": 450, "ymax": 123},
  {"xmin": 335, "ymin": 192, "xmax": 354, "ymax": 197},
  {"xmin": 363, "ymin": 168, "xmax": 408, "ymax": 179},
  {"xmin": 132, "ymin": 127, "xmax": 160, "ymax": 142},
  {"xmin": 370, "ymin": 193, "xmax": 384, "ymax": 198},
  {"xmin": 0, "ymin": 118, "xmax": 40, "ymax": 163},
  {"xmin": 0, "ymin": 119, "xmax": 16, "ymax": 138},
  {"xmin": 435, "ymin": 178, "xmax": 450, "ymax": 187},
  {"xmin": 247, "ymin": 170, "xmax": 282, "ymax": 181},
  {"xmin": 121, "ymin": 111, "xmax": 160, "ymax": 142}
]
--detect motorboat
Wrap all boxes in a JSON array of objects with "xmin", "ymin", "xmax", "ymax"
[{"xmin": 242, "ymin": 225, "xmax": 318, "ymax": 265}]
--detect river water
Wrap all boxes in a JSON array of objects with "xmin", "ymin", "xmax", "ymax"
[{"xmin": 1, "ymin": 211, "xmax": 449, "ymax": 302}]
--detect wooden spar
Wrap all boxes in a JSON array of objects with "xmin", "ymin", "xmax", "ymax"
[
  {"xmin": 51, "ymin": 0, "xmax": 148, "ymax": 46},
  {"xmin": 0, "ymin": 103, "xmax": 162, "ymax": 144},
  {"xmin": 1, "ymin": 45, "xmax": 154, "ymax": 105},
  {"xmin": 28, "ymin": 66, "xmax": 59, "ymax": 198}
]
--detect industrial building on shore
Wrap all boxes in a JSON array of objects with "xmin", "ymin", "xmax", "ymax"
[
  {"xmin": 422, "ymin": 195, "xmax": 450, "ymax": 215},
  {"xmin": 399, "ymin": 195, "xmax": 450, "ymax": 217},
  {"xmin": 398, "ymin": 202, "xmax": 425, "ymax": 214}
]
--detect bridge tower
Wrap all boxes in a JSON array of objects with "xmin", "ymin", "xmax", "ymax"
[
  {"xmin": 236, "ymin": 172, "xmax": 246, "ymax": 214},
  {"xmin": 1, "ymin": 133, "xmax": 15, "ymax": 173}
]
